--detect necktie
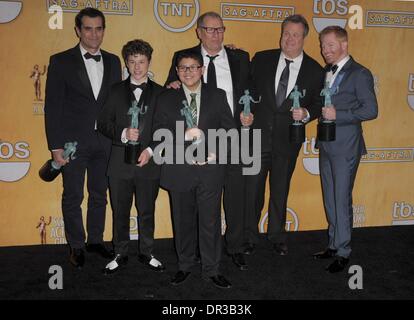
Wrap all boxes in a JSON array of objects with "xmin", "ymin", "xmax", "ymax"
[
  {"xmin": 84, "ymin": 52, "xmax": 101, "ymax": 62},
  {"xmin": 130, "ymin": 82, "xmax": 147, "ymax": 92},
  {"xmin": 207, "ymin": 54, "xmax": 218, "ymax": 88},
  {"xmin": 189, "ymin": 93, "xmax": 198, "ymax": 126},
  {"xmin": 275, "ymin": 58, "xmax": 293, "ymax": 108}
]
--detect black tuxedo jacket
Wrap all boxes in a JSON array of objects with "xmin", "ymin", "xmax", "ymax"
[
  {"xmin": 165, "ymin": 44, "xmax": 250, "ymax": 128},
  {"xmin": 250, "ymin": 49, "xmax": 324, "ymax": 155},
  {"xmin": 152, "ymin": 84, "xmax": 236, "ymax": 192},
  {"xmin": 97, "ymin": 78, "xmax": 165, "ymax": 180},
  {"xmin": 44, "ymin": 44, "xmax": 122, "ymax": 155}
]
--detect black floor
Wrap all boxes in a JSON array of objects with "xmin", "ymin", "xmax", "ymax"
[{"xmin": 0, "ymin": 226, "xmax": 413, "ymax": 300}]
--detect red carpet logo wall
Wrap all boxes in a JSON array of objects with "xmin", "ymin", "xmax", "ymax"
[
  {"xmin": 1, "ymin": 0, "xmax": 414, "ymax": 246},
  {"xmin": 153, "ymin": 0, "xmax": 200, "ymax": 32}
]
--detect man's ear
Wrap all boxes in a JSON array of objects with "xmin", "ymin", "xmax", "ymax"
[
  {"xmin": 74, "ymin": 26, "xmax": 80, "ymax": 38},
  {"xmin": 196, "ymin": 27, "xmax": 201, "ymax": 40}
]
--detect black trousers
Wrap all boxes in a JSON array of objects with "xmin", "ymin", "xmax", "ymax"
[
  {"xmin": 61, "ymin": 135, "xmax": 108, "ymax": 249},
  {"xmin": 109, "ymin": 174, "xmax": 159, "ymax": 257},
  {"xmin": 170, "ymin": 184, "xmax": 222, "ymax": 277},
  {"xmin": 244, "ymin": 150, "xmax": 299, "ymax": 245},
  {"xmin": 223, "ymin": 163, "xmax": 245, "ymax": 254}
]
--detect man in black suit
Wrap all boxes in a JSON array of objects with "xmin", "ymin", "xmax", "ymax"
[
  {"xmin": 153, "ymin": 50, "xmax": 235, "ymax": 289},
  {"xmin": 44, "ymin": 8, "xmax": 121, "ymax": 268},
  {"xmin": 245, "ymin": 15, "xmax": 324, "ymax": 255},
  {"xmin": 97, "ymin": 39, "xmax": 165, "ymax": 275},
  {"xmin": 165, "ymin": 11, "xmax": 253, "ymax": 271}
]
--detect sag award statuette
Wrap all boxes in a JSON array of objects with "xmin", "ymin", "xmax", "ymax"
[
  {"xmin": 289, "ymin": 85, "xmax": 306, "ymax": 143},
  {"xmin": 238, "ymin": 89, "xmax": 261, "ymax": 130},
  {"xmin": 317, "ymin": 81, "xmax": 338, "ymax": 141},
  {"xmin": 181, "ymin": 100, "xmax": 201, "ymax": 145},
  {"xmin": 125, "ymin": 101, "xmax": 148, "ymax": 164},
  {"xmin": 39, "ymin": 141, "xmax": 78, "ymax": 182}
]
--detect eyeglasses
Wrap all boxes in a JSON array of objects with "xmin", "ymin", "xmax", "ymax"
[
  {"xmin": 200, "ymin": 26, "xmax": 226, "ymax": 34},
  {"xmin": 177, "ymin": 65, "xmax": 202, "ymax": 73}
]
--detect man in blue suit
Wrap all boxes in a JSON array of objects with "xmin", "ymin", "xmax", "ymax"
[{"xmin": 313, "ymin": 26, "xmax": 378, "ymax": 273}]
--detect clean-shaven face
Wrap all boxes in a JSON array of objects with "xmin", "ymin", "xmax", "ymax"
[
  {"xmin": 76, "ymin": 16, "xmax": 104, "ymax": 53},
  {"xmin": 280, "ymin": 22, "xmax": 305, "ymax": 59},
  {"xmin": 127, "ymin": 54, "xmax": 150, "ymax": 84},
  {"xmin": 176, "ymin": 57, "xmax": 205, "ymax": 91},
  {"xmin": 320, "ymin": 32, "xmax": 348, "ymax": 65}
]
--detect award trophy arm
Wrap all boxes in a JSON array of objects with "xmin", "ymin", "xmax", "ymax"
[{"xmin": 39, "ymin": 141, "xmax": 78, "ymax": 182}]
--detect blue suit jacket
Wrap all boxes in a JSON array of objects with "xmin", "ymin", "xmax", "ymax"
[{"xmin": 318, "ymin": 57, "xmax": 378, "ymax": 156}]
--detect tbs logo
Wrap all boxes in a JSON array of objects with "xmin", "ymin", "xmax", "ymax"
[
  {"xmin": 0, "ymin": 141, "xmax": 30, "ymax": 182},
  {"xmin": 313, "ymin": 0, "xmax": 363, "ymax": 32}
]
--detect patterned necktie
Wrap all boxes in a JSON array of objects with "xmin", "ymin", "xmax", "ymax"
[
  {"xmin": 207, "ymin": 54, "xmax": 218, "ymax": 88},
  {"xmin": 189, "ymin": 93, "xmax": 198, "ymax": 126},
  {"xmin": 84, "ymin": 52, "xmax": 101, "ymax": 62},
  {"xmin": 275, "ymin": 58, "xmax": 293, "ymax": 108}
]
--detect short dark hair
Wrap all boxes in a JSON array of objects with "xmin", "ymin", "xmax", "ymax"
[
  {"xmin": 122, "ymin": 39, "xmax": 153, "ymax": 63},
  {"xmin": 319, "ymin": 25, "xmax": 348, "ymax": 41},
  {"xmin": 281, "ymin": 14, "xmax": 309, "ymax": 37},
  {"xmin": 175, "ymin": 49, "xmax": 203, "ymax": 67},
  {"xmin": 197, "ymin": 11, "xmax": 223, "ymax": 28},
  {"xmin": 75, "ymin": 8, "xmax": 106, "ymax": 30}
]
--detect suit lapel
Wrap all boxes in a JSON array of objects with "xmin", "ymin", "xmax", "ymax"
[
  {"xmin": 269, "ymin": 50, "xmax": 281, "ymax": 111},
  {"xmin": 198, "ymin": 85, "xmax": 208, "ymax": 129},
  {"xmin": 225, "ymin": 48, "xmax": 242, "ymax": 120},
  {"xmin": 72, "ymin": 45, "xmax": 95, "ymax": 100},
  {"xmin": 97, "ymin": 50, "xmax": 111, "ymax": 103},
  {"xmin": 294, "ymin": 53, "xmax": 308, "ymax": 94}
]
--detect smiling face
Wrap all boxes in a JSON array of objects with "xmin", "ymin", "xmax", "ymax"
[
  {"xmin": 196, "ymin": 16, "xmax": 224, "ymax": 55},
  {"xmin": 75, "ymin": 16, "xmax": 104, "ymax": 53},
  {"xmin": 126, "ymin": 54, "xmax": 150, "ymax": 84},
  {"xmin": 280, "ymin": 21, "xmax": 305, "ymax": 59},
  {"xmin": 176, "ymin": 57, "xmax": 205, "ymax": 91},
  {"xmin": 320, "ymin": 32, "xmax": 348, "ymax": 65}
]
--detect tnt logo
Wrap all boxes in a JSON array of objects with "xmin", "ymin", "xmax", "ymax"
[
  {"xmin": 302, "ymin": 137, "xmax": 320, "ymax": 175},
  {"xmin": 0, "ymin": 141, "xmax": 30, "ymax": 182},
  {"xmin": 259, "ymin": 208, "xmax": 299, "ymax": 233},
  {"xmin": 392, "ymin": 202, "xmax": 414, "ymax": 225},
  {"xmin": 153, "ymin": 0, "xmax": 200, "ymax": 33},
  {"xmin": 407, "ymin": 74, "xmax": 414, "ymax": 111},
  {"xmin": 312, "ymin": 0, "xmax": 363, "ymax": 32}
]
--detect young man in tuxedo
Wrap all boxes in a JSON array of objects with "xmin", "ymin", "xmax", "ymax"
[
  {"xmin": 165, "ymin": 11, "xmax": 253, "ymax": 272},
  {"xmin": 152, "ymin": 50, "xmax": 236, "ymax": 289},
  {"xmin": 98, "ymin": 39, "xmax": 165, "ymax": 275},
  {"xmin": 44, "ymin": 8, "xmax": 121, "ymax": 268},
  {"xmin": 245, "ymin": 15, "xmax": 325, "ymax": 256},
  {"xmin": 313, "ymin": 26, "xmax": 378, "ymax": 273}
]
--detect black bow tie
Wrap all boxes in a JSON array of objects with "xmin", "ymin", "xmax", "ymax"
[
  {"xmin": 326, "ymin": 64, "xmax": 338, "ymax": 75},
  {"xmin": 130, "ymin": 82, "xmax": 147, "ymax": 92},
  {"xmin": 84, "ymin": 52, "xmax": 101, "ymax": 62}
]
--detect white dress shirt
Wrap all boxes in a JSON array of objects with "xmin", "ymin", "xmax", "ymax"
[
  {"xmin": 201, "ymin": 45, "xmax": 234, "ymax": 115},
  {"xmin": 275, "ymin": 51, "xmax": 310, "ymax": 122},
  {"xmin": 79, "ymin": 44, "xmax": 103, "ymax": 100}
]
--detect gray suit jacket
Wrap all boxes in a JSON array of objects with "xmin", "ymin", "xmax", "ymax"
[{"xmin": 318, "ymin": 57, "xmax": 378, "ymax": 156}]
